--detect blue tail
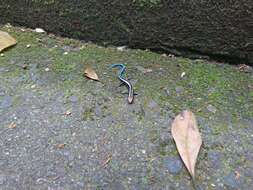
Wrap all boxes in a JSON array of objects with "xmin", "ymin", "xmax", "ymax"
[{"xmin": 110, "ymin": 64, "xmax": 126, "ymax": 78}]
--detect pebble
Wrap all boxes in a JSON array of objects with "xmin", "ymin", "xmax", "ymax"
[
  {"xmin": 117, "ymin": 46, "xmax": 127, "ymax": 51},
  {"xmin": 94, "ymin": 105, "xmax": 102, "ymax": 117},
  {"xmin": 148, "ymin": 100, "xmax": 159, "ymax": 109},
  {"xmin": 175, "ymin": 86, "xmax": 184, "ymax": 94},
  {"xmin": 0, "ymin": 53, "xmax": 4, "ymax": 57},
  {"xmin": 26, "ymin": 44, "xmax": 31, "ymax": 48},
  {"xmin": 0, "ymin": 96, "xmax": 12, "ymax": 109},
  {"xmin": 208, "ymin": 151, "xmax": 222, "ymax": 169},
  {"xmin": 181, "ymin": 72, "xmax": 186, "ymax": 78},
  {"xmin": 45, "ymin": 68, "xmax": 50, "ymax": 72},
  {"xmin": 69, "ymin": 95, "xmax": 78, "ymax": 103},
  {"xmin": 164, "ymin": 156, "xmax": 183, "ymax": 174},
  {"xmin": 207, "ymin": 104, "xmax": 216, "ymax": 113},
  {"xmin": 165, "ymin": 88, "xmax": 170, "ymax": 96},
  {"xmin": 35, "ymin": 28, "xmax": 46, "ymax": 33}
]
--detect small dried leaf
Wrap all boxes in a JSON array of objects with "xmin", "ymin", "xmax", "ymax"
[
  {"xmin": 84, "ymin": 66, "xmax": 99, "ymax": 81},
  {"xmin": 235, "ymin": 171, "xmax": 241, "ymax": 179},
  {"xmin": 237, "ymin": 64, "xmax": 253, "ymax": 73},
  {"xmin": 171, "ymin": 110, "xmax": 202, "ymax": 178},
  {"xmin": 144, "ymin": 68, "xmax": 153, "ymax": 73},
  {"xmin": 0, "ymin": 31, "xmax": 17, "ymax": 52},
  {"xmin": 63, "ymin": 111, "xmax": 72, "ymax": 116},
  {"xmin": 56, "ymin": 143, "xmax": 65, "ymax": 149},
  {"xmin": 101, "ymin": 154, "xmax": 112, "ymax": 168},
  {"xmin": 8, "ymin": 122, "xmax": 17, "ymax": 129}
]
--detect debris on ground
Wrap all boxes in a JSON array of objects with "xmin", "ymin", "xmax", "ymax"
[
  {"xmin": 0, "ymin": 30, "xmax": 17, "ymax": 52},
  {"xmin": 35, "ymin": 28, "xmax": 46, "ymax": 33},
  {"xmin": 84, "ymin": 66, "xmax": 99, "ymax": 81},
  {"xmin": 171, "ymin": 110, "xmax": 202, "ymax": 179}
]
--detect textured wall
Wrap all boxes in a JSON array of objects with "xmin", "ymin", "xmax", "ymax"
[{"xmin": 0, "ymin": 0, "xmax": 252, "ymax": 63}]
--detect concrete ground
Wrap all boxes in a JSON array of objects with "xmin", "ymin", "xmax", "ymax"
[{"xmin": 0, "ymin": 25, "xmax": 253, "ymax": 190}]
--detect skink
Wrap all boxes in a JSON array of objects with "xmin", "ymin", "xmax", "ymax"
[{"xmin": 110, "ymin": 64, "xmax": 134, "ymax": 104}]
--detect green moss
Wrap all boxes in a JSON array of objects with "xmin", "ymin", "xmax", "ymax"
[
  {"xmin": 52, "ymin": 57, "xmax": 76, "ymax": 74},
  {"xmin": 1, "ymin": 25, "xmax": 252, "ymax": 121}
]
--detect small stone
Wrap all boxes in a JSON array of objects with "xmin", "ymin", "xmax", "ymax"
[
  {"xmin": 31, "ymin": 85, "xmax": 36, "ymax": 89},
  {"xmin": 45, "ymin": 67, "xmax": 50, "ymax": 72},
  {"xmin": 208, "ymin": 151, "xmax": 222, "ymax": 169},
  {"xmin": 35, "ymin": 28, "xmax": 46, "ymax": 33},
  {"xmin": 148, "ymin": 100, "xmax": 158, "ymax": 109},
  {"xmin": 26, "ymin": 44, "xmax": 31, "ymax": 48},
  {"xmin": 117, "ymin": 46, "xmax": 127, "ymax": 51},
  {"xmin": 141, "ymin": 150, "xmax": 146, "ymax": 154},
  {"xmin": 164, "ymin": 88, "xmax": 170, "ymax": 96},
  {"xmin": 207, "ymin": 104, "xmax": 216, "ymax": 113},
  {"xmin": 80, "ymin": 45, "xmax": 85, "ymax": 50},
  {"xmin": 69, "ymin": 95, "xmax": 78, "ymax": 103},
  {"xmin": 181, "ymin": 72, "xmax": 186, "ymax": 78},
  {"xmin": 21, "ymin": 64, "xmax": 28, "ymax": 70},
  {"xmin": 63, "ymin": 52, "xmax": 68, "ymax": 55},
  {"xmin": 164, "ymin": 156, "xmax": 183, "ymax": 174},
  {"xmin": 5, "ymin": 23, "xmax": 12, "ymax": 28},
  {"xmin": 20, "ymin": 28, "xmax": 25, "ymax": 32},
  {"xmin": 0, "ymin": 53, "xmax": 4, "ymax": 57},
  {"xmin": 94, "ymin": 105, "xmax": 102, "ymax": 117},
  {"xmin": 175, "ymin": 86, "xmax": 184, "ymax": 94}
]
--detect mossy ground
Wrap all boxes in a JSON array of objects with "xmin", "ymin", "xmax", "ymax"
[{"xmin": 0, "ymin": 25, "xmax": 252, "ymax": 189}]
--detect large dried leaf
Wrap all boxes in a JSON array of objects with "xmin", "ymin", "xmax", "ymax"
[
  {"xmin": 0, "ymin": 31, "xmax": 17, "ymax": 52},
  {"xmin": 84, "ymin": 66, "xmax": 99, "ymax": 81},
  {"xmin": 171, "ymin": 110, "xmax": 202, "ymax": 178}
]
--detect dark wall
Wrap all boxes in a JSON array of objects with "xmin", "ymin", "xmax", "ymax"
[{"xmin": 1, "ymin": 0, "xmax": 252, "ymax": 63}]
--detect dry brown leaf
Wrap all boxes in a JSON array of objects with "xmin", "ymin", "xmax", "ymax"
[
  {"xmin": 235, "ymin": 171, "xmax": 241, "ymax": 179},
  {"xmin": 0, "ymin": 31, "xmax": 17, "ymax": 52},
  {"xmin": 237, "ymin": 64, "xmax": 253, "ymax": 73},
  {"xmin": 63, "ymin": 111, "xmax": 72, "ymax": 116},
  {"xmin": 8, "ymin": 122, "xmax": 17, "ymax": 129},
  {"xmin": 84, "ymin": 66, "xmax": 99, "ymax": 81},
  {"xmin": 171, "ymin": 110, "xmax": 202, "ymax": 179},
  {"xmin": 101, "ymin": 154, "xmax": 112, "ymax": 168},
  {"xmin": 144, "ymin": 68, "xmax": 153, "ymax": 73},
  {"xmin": 56, "ymin": 143, "xmax": 65, "ymax": 149}
]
